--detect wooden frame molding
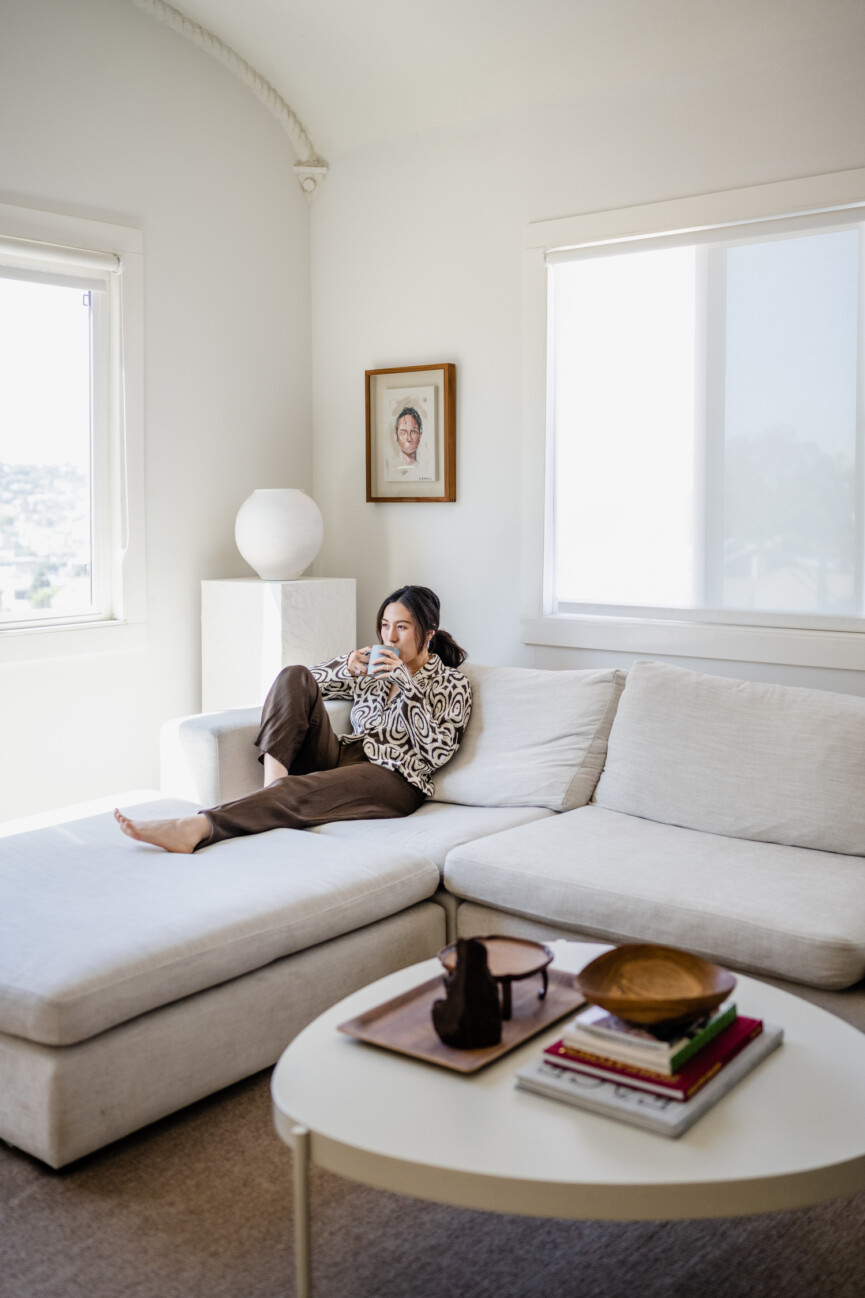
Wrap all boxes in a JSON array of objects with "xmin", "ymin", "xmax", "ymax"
[{"xmin": 366, "ymin": 364, "xmax": 456, "ymax": 503}]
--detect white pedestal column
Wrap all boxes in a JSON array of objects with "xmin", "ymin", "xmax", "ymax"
[{"xmin": 201, "ymin": 578, "xmax": 356, "ymax": 711}]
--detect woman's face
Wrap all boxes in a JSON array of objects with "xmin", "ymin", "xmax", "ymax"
[{"xmin": 380, "ymin": 601, "xmax": 426, "ymax": 664}]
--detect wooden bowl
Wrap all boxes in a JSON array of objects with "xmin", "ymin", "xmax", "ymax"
[{"xmin": 576, "ymin": 944, "xmax": 736, "ymax": 1028}]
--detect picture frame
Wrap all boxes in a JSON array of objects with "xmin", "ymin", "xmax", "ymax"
[{"xmin": 366, "ymin": 363, "xmax": 456, "ymax": 502}]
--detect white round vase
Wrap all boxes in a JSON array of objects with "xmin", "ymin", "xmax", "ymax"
[{"xmin": 234, "ymin": 488, "xmax": 324, "ymax": 580}]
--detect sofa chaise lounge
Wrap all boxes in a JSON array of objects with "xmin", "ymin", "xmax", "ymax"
[{"xmin": 2, "ymin": 659, "xmax": 865, "ymax": 1168}]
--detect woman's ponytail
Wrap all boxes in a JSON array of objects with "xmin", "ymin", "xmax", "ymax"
[{"xmin": 430, "ymin": 628, "xmax": 467, "ymax": 668}]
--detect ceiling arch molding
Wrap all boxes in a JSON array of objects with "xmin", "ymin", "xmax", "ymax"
[{"xmin": 130, "ymin": 0, "xmax": 328, "ymax": 201}]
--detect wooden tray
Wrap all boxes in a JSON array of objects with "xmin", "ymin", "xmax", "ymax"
[{"xmin": 338, "ymin": 968, "xmax": 585, "ymax": 1074}]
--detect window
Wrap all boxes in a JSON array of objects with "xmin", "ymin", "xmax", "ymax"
[
  {"xmin": 522, "ymin": 169, "xmax": 865, "ymax": 669},
  {"xmin": 0, "ymin": 203, "xmax": 144, "ymax": 657}
]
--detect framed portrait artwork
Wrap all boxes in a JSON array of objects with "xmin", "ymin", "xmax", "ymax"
[{"xmin": 365, "ymin": 363, "xmax": 456, "ymax": 502}]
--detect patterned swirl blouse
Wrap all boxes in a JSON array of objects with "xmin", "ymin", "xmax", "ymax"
[{"xmin": 309, "ymin": 653, "xmax": 472, "ymax": 797}]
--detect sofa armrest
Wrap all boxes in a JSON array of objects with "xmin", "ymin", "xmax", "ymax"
[{"xmin": 160, "ymin": 699, "xmax": 354, "ymax": 808}]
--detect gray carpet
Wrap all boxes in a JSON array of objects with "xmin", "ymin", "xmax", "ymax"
[{"xmin": 2, "ymin": 1070, "xmax": 864, "ymax": 1298}]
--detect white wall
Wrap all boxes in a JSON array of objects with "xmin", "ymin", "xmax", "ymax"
[
  {"xmin": 311, "ymin": 21, "xmax": 865, "ymax": 695},
  {"xmin": 0, "ymin": 0, "xmax": 311, "ymax": 819},
  {"xmin": 4, "ymin": 4, "xmax": 863, "ymax": 820}
]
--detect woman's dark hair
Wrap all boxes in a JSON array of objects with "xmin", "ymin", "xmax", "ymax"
[{"xmin": 375, "ymin": 585, "xmax": 467, "ymax": 668}]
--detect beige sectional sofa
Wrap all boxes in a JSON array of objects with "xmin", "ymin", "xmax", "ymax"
[{"xmin": 2, "ymin": 659, "xmax": 864, "ymax": 1168}]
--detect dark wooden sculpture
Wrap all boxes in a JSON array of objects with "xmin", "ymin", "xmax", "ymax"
[{"xmin": 432, "ymin": 937, "xmax": 502, "ymax": 1049}]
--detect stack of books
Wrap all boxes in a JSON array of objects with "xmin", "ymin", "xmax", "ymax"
[{"xmin": 515, "ymin": 1000, "xmax": 783, "ymax": 1137}]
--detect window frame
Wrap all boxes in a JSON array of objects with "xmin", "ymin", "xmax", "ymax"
[
  {"xmin": 0, "ymin": 202, "xmax": 145, "ymax": 661},
  {"xmin": 521, "ymin": 167, "xmax": 865, "ymax": 670}
]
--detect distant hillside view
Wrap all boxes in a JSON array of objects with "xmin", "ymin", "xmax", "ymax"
[{"xmin": 0, "ymin": 462, "xmax": 92, "ymax": 621}]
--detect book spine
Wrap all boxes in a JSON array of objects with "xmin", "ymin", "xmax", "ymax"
[
  {"xmin": 570, "ymin": 1002, "xmax": 737, "ymax": 1070},
  {"xmin": 517, "ymin": 1024, "xmax": 783, "ymax": 1138},
  {"xmin": 675, "ymin": 1020, "xmax": 761, "ymax": 1098},
  {"xmin": 546, "ymin": 1020, "xmax": 762, "ymax": 1101},
  {"xmin": 546, "ymin": 1050, "xmax": 698, "ymax": 1099},
  {"xmin": 669, "ymin": 1003, "xmax": 738, "ymax": 1071},
  {"xmin": 562, "ymin": 1029, "xmax": 678, "ymax": 1074},
  {"xmin": 548, "ymin": 1040, "xmax": 690, "ymax": 1092},
  {"xmin": 515, "ymin": 1076, "xmax": 678, "ymax": 1136},
  {"xmin": 572, "ymin": 1017, "xmax": 677, "ymax": 1055}
]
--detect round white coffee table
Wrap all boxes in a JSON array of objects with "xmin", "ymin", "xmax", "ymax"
[{"xmin": 271, "ymin": 942, "xmax": 865, "ymax": 1297}]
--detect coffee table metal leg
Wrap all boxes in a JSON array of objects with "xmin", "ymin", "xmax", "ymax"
[{"xmin": 292, "ymin": 1125, "xmax": 312, "ymax": 1298}]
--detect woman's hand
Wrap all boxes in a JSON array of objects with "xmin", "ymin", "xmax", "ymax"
[{"xmin": 347, "ymin": 647, "xmax": 371, "ymax": 678}]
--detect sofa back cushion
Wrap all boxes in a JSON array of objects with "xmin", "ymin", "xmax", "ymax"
[
  {"xmin": 433, "ymin": 663, "xmax": 626, "ymax": 812},
  {"xmin": 593, "ymin": 661, "xmax": 865, "ymax": 856}
]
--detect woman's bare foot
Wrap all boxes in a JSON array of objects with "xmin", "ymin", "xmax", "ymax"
[{"xmin": 114, "ymin": 809, "xmax": 210, "ymax": 853}]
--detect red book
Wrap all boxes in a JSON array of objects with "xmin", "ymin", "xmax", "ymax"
[{"xmin": 543, "ymin": 1016, "xmax": 763, "ymax": 1101}]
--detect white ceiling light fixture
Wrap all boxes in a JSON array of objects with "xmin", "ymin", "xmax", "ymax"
[{"xmin": 130, "ymin": 0, "xmax": 328, "ymax": 201}]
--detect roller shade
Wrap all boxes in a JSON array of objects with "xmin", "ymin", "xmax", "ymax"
[
  {"xmin": 0, "ymin": 234, "xmax": 120, "ymax": 291},
  {"xmin": 545, "ymin": 202, "xmax": 865, "ymax": 265}
]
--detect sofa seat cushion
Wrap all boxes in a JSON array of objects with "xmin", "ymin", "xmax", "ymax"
[
  {"xmin": 432, "ymin": 663, "xmax": 626, "ymax": 811},
  {"xmin": 310, "ymin": 801, "xmax": 555, "ymax": 870},
  {"xmin": 443, "ymin": 806, "xmax": 865, "ymax": 989},
  {"xmin": 0, "ymin": 798, "xmax": 439, "ymax": 1047},
  {"xmin": 594, "ymin": 661, "xmax": 865, "ymax": 856}
]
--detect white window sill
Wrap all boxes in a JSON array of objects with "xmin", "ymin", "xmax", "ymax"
[
  {"xmin": 0, "ymin": 619, "xmax": 148, "ymax": 663},
  {"xmin": 521, "ymin": 614, "xmax": 865, "ymax": 671}
]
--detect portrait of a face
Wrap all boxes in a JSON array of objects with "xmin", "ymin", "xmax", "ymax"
[
  {"xmin": 366, "ymin": 364, "xmax": 455, "ymax": 502},
  {"xmin": 383, "ymin": 386, "xmax": 436, "ymax": 482},
  {"xmin": 395, "ymin": 408, "xmax": 422, "ymax": 464}
]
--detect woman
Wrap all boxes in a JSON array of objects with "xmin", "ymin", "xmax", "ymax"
[{"xmin": 115, "ymin": 585, "xmax": 471, "ymax": 853}]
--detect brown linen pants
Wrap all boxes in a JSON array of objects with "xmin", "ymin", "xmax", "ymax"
[{"xmin": 202, "ymin": 665, "xmax": 424, "ymax": 846}]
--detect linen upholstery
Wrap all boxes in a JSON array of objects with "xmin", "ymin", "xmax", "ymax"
[
  {"xmin": 0, "ymin": 799, "xmax": 439, "ymax": 1046},
  {"xmin": 311, "ymin": 801, "xmax": 555, "ymax": 870},
  {"xmin": 432, "ymin": 663, "xmax": 626, "ymax": 811},
  {"xmin": 0, "ymin": 903, "xmax": 444, "ymax": 1168},
  {"xmin": 161, "ymin": 699, "xmax": 353, "ymax": 807},
  {"xmin": 593, "ymin": 661, "xmax": 865, "ymax": 856},
  {"xmin": 11, "ymin": 654, "xmax": 865, "ymax": 1172},
  {"xmin": 453, "ymin": 902, "xmax": 865, "ymax": 1034},
  {"xmin": 443, "ymin": 806, "xmax": 865, "ymax": 988},
  {"xmin": 160, "ymin": 708, "xmax": 262, "ymax": 807}
]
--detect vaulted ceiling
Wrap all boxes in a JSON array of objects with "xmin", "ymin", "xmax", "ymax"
[{"xmin": 167, "ymin": 0, "xmax": 865, "ymax": 160}]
